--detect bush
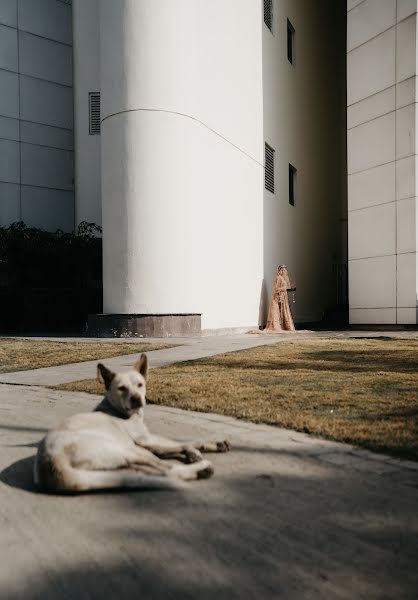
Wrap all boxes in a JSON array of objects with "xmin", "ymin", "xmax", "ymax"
[{"xmin": 0, "ymin": 222, "xmax": 102, "ymax": 334}]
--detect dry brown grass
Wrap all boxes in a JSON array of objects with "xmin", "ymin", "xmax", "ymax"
[
  {"xmin": 0, "ymin": 339, "xmax": 175, "ymax": 373},
  {"xmin": 54, "ymin": 338, "xmax": 418, "ymax": 460}
]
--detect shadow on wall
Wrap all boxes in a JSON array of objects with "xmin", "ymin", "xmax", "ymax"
[
  {"xmin": 258, "ymin": 278, "xmax": 268, "ymax": 327},
  {"xmin": 1, "ymin": 445, "xmax": 417, "ymax": 599}
]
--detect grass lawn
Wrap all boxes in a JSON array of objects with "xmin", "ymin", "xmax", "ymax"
[
  {"xmin": 0, "ymin": 339, "xmax": 176, "ymax": 373},
  {"xmin": 54, "ymin": 337, "xmax": 418, "ymax": 460}
]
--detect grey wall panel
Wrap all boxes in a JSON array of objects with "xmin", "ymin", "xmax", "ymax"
[
  {"xmin": 21, "ymin": 143, "xmax": 73, "ymax": 190},
  {"xmin": 0, "ymin": 138, "xmax": 19, "ymax": 183},
  {"xmin": 0, "ymin": 115, "xmax": 19, "ymax": 140},
  {"xmin": 0, "ymin": 69, "xmax": 18, "ymax": 118},
  {"xmin": 18, "ymin": 0, "xmax": 72, "ymax": 45},
  {"xmin": 0, "ymin": 23, "xmax": 17, "ymax": 71},
  {"xmin": 0, "ymin": 0, "xmax": 75, "ymax": 233},
  {"xmin": 0, "ymin": 182, "xmax": 20, "ymax": 225},
  {"xmin": 19, "ymin": 31, "xmax": 72, "ymax": 86},
  {"xmin": 20, "ymin": 121, "xmax": 73, "ymax": 150},
  {"xmin": 20, "ymin": 75, "xmax": 73, "ymax": 129},
  {"xmin": 0, "ymin": 0, "xmax": 16, "ymax": 27},
  {"xmin": 21, "ymin": 186, "xmax": 74, "ymax": 232}
]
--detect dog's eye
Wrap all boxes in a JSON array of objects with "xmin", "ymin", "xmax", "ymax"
[
  {"xmin": 137, "ymin": 383, "xmax": 143, "ymax": 388},
  {"xmin": 118, "ymin": 385, "xmax": 127, "ymax": 392}
]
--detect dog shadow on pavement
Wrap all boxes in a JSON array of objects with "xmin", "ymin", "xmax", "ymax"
[{"xmin": 0, "ymin": 455, "xmax": 38, "ymax": 493}]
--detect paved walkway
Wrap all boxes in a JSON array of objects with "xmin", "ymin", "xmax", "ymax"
[
  {"xmin": 1, "ymin": 329, "xmax": 417, "ymax": 386},
  {"xmin": 0, "ymin": 331, "xmax": 417, "ymax": 598},
  {"xmin": 0, "ymin": 331, "xmax": 300, "ymax": 385}
]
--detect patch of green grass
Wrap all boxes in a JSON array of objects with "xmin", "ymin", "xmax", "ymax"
[
  {"xmin": 54, "ymin": 338, "xmax": 418, "ymax": 460},
  {"xmin": 0, "ymin": 339, "xmax": 176, "ymax": 373}
]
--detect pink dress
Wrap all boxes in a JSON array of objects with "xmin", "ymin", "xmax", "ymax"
[{"xmin": 265, "ymin": 266, "xmax": 295, "ymax": 331}]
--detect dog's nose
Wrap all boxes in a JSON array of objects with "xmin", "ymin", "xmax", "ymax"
[{"xmin": 130, "ymin": 396, "xmax": 143, "ymax": 409}]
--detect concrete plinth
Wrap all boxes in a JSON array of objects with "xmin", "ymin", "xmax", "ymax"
[{"xmin": 87, "ymin": 314, "xmax": 201, "ymax": 338}]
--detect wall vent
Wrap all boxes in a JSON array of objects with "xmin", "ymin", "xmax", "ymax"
[
  {"xmin": 264, "ymin": 0, "xmax": 273, "ymax": 32},
  {"xmin": 89, "ymin": 92, "xmax": 101, "ymax": 135},
  {"xmin": 265, "ymin": 143, "xmax": 275, "ymax": 194}
]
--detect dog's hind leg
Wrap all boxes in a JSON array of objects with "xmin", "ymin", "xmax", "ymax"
[
  {"xmin": 62, "ymin": 468, "xmax": 190, "ymax": 492},
  {"xmin": 170, "ymin": 460, "xmax": 214, "ymax": 481},
  {"xmin": 36, "ymin": 447, "xmax": 190, "ymax": 493},
  {"xmin": 126, "ymin": 446, "xmax": 214, "ymax": 481},
  {"xmin": 41, "ymin": 451, "xmax": 213, "ymax": 493}
]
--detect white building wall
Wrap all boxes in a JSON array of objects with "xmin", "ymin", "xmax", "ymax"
[
  {"xmin": 347, "ymin": 0, "xmax": 418, "ymax": 324},
  {"xmin": 72, "ymin": 0, "xmax": 101, "ymax": 227},
  {"xmin": 0, "ymin": 0, "xmax": 74, "ymax": 232},
  {"xmin": 263, "ymin": 0, "xmax": 347, "ymax": 323},
  {"xmin": 99, "ymin": 0, "xmax": 264, "ymax": 330}
]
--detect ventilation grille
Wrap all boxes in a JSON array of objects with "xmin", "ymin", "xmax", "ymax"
[
  {"xmin": 264, "ymin": 0, "xmax": 273, "ymax": 32},
  {"xmin": 89, "ymin": 92, "xmax": 101, "ymax": 135},
  {"xmin": 265, "ymin": 143, "xmax": 275, "ymax": 194}
]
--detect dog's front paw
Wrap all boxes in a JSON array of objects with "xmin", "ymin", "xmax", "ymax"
[
  {"xmin": 216, "ymin": 440, "xmax": 231, "ymax": 453},
  {"xmin": 184, "ymin": 447, "xmax": 203, "ymax": 463}
]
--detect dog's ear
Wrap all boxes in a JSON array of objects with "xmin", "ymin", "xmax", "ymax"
[
  {"xmin": 134, "ymin": 354, "xmax": 148, "ymax": 379},
  {"xmin": 97, "ymin": 363, "xmax": 115, "ymax": 390}
]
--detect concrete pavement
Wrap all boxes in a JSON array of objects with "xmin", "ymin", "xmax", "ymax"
[
  {"xmin": 0, "ymin": 331, "xmax": 417, "ymax": 599},
  {"xmin": 0, "ymin": 384, "xmax": 417, "ymax": 599}
]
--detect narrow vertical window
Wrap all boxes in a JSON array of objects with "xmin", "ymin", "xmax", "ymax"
[
  {"xmin": 289, "ymin": 164, "xmax": 297, "ymax": 206},
  {"xmin": 264, "ymin": 0, "xmax": 273, "ymax": 33},
  {"xmin": 89, "ymin": 92, "xmax": 101, "ymax": 135},
  {"xmin": 287, "ymin": 19, "xmax": 295, "ymax": 64},
  {"xmin": 265, "ymin": 143, "xmax": 275, "ymax": 194}
]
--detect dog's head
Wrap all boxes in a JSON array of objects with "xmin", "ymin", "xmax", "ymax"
[{"xmin": 97, "ymin": 354, "xmax": 148, "ymax": 417}]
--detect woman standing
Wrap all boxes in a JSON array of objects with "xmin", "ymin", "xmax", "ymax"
[{"xmin": 265, "ymin": 265, "xmax": 295, "ymax": 331}]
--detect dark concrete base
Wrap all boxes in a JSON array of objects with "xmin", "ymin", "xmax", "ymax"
[
  {"xmin": 87, "ymin": 313, "xmax": 202, "ymax": 338},
  {"xmin": 350, "ymin": 324, "xmax": 418, "ymax": 331}
]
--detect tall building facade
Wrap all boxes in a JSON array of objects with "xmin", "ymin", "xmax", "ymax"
[
  {"xmin": 347, "ymin": 0, "xmax": 418, "ymax": 325},
  {"xmin": 0, "ymin": 0, "xmax": 74, "ymax": 231},
  {"xmin": 0, "ymin": 0, "xmax": 416, "ymax": 333}
]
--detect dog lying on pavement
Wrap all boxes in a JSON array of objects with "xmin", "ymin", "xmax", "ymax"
[{"xmin": 34, "ymin": 354, "xmax": 230, "ymax": 493}]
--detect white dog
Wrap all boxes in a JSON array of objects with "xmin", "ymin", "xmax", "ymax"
[{"xmin": 34, "ymin": 354, "xmax": 230, "ymax": 493}]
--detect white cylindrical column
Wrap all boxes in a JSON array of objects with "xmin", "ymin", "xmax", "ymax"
[{"xmin": 99, "ymin": 0, "xmax": 264, "ymax": 331}]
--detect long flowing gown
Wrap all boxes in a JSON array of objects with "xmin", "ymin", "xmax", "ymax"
[{"xmin": 265, "ymin": 266, "xmax": 295, "ymax": 331}]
